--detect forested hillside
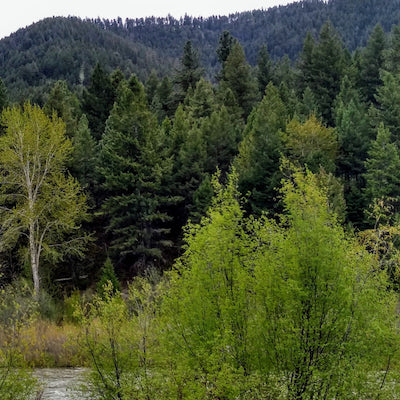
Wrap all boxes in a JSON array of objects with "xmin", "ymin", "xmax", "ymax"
[
  {"xmin": 2, "ymin": 0, "xmax": 400, "ymax": 101},
  {"xmin": 0, "ymin": 17, "xmax": 177, "ymax": 102}
]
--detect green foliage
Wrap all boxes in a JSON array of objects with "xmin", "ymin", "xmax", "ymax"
[
  {"xmin": 0, "ymin": 280, "xmax": 37, "ymax": 399},
  {"xmin": 76, "ymin": 279, "xmax": 164, "ymax": 400},
  {"xmin": 359, "ymin": 23, "xmax": 386, "ymax": 105},
  {"xmin": 161, "ymin": 171, "xmax": 255, "ymax": 399},
  {"xmin": 235, "ymin": 82, "xmax": 287, "ymax": 213},
  {"xmin": 0, "ymin": 103, "xmax": 89, "ymax": 297},
  {"xmin": 364, "ymin": 123, "xmax": 400, "ymax": 213},
  {"xmin": 71, "ymin": 114, "xmax": 97, "ymax": 189},
  {"xmin": 174, "ymin": 40, "xmax": 204, "ymax": 102},
  {"xmin": 44, "ymin": 80, "xmax": 82, "ymax": 138},
  {"xmin": 97, "ymin": 79, "xmax": 175, "ymax": 271},
  {"xmin": 257, "ymin": 44, "xmax": 274, "ymax": 94},
  {"xmin": 97, "ymin": 257, "xmax": 121, "ymax": 297},
  {"xmin": 251, "ymin": 168, "xmax": 398, "ymax": 399},
  {"xmin": 306, "ymin": 21, "xmax": 346, "ymax": 125},
  {"xmin": 283, "ymin": 114, "xmax": 338, "ymax": 173},
  {"xmin": 219, "ymin": 41, "xmax": 258, "ymax": 118},
  {"xmin": 82, "ymin": 63, "xmax": 116, "ymax": 141},
  {"xmin": 159, "ymin": 167, "xmax": 400, "ymax": 399},
  {"xmin": 384, "ymin": 23, "xmax": 400, "ymax": 74},
  {"xmin": 373, "ymin": 70, "xmax": 400, "ymax": 145}
]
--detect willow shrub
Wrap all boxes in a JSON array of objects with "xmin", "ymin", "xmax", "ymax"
[{"xmin": 160, "ymin": 169, "xmax": 400, "ymax": 399}]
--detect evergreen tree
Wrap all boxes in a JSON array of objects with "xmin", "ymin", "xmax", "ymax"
[
  {"xmin": 235, "ymin": 83, "xmax": 287, "ymax": 213},
  {"xmin": 257, "ymin": 44, "xmax": 274, "ymax": 94},
  {"xmin": 384, "ymin": 24, "xmax": 400, "ymax": 75},
  {"xmin": 97, "ymin": 79, "xmax": 174, "ymax": 272},
  {"xmin": 185, "ymin": 78, "xmax": 216, "ymax": 120},
  {"xmin": 152, "ymin": 76, "xmax": 174, "ymax": 122},
  {"xmin": 309, "ymin": 21, "xmax": 345, "ymax": 125},
  {"xmin": 220, "ymin": 41, "xmax": 258, "ymax": 118},
  {"xmin": 82, "ymin": 63, "xmax": 115, "ymax": 141},
  {"xmin": 297, "ymin": 86, "xmax": 320, "ymax": 119},
  {"xmin": 364, "ymin": 123, "xmax": 400, "ymax": 213},
  {"xmin": 44, "ymin": 80, "xmax": 81, "ymax": 138},
  {"xmin": 0, "ymin": 78, "xmax": 8, "ymax": 112},
  {"xmin": 359, "ymin": 24, "xmax": 386, "ymax": 105},
  {"xmin": 373, "ymin": 70, "xmax": 400, "ymax": 145},
  {"xmin": 71, "ymin": 114, "xmax": 97, "ymax": 190},
  {"xmin": 216, "ymin": 30, "xmax": 236, "ymax": 81},
  {"xmin": 97, "ymin": 257, "xmax": 121, "ymax": 297},
  {"xmin": 296, "ymin": 31, "xmax": 315, "ymax": 95},
  {"xmin": 334, "ymin": 76, "xmax": 372, "ymax": 225},
  {"xmin": 201, "ymin": 105, "xmax": 243, "ymax": 175},
  {"xmin": 145, "ymin": 70, "xmax": 160, "ymax": 105},
  {"xmin": 174, "ymin": 40, "xmax": 203, "ymax": 103}
]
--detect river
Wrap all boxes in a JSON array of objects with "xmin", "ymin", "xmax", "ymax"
[{"xmin": 33, "ymin": 368, "xmax": 88, "ymax": 399}]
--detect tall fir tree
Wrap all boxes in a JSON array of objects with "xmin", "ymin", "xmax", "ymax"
[
  {"xmin": 296, "ymin": 31, "xmax": 316, "ymax": 95},
  {"xmin": 373, "ymin": 71, "xmax": 400, "ymax": 146},
  {"xmin": 216, "ymin": 30, "xmax": 236, "ymax": 81},
  {"xmin": 384, "ymin": 24, "xmax": 400, "ymax": 75},
  {"xmin": 71, "ymin": 114, "xmax": 97, "ymax": 191},
  {"xmin": 174, "ymin": 40, "xmax": 203, "ymax": 104},
  {"xmin": 309, "ymin": 21, "xmax": 346, "ymax": 126},
  {"xmin": 257, "ymin": 44, "xmax": 274, "ymax": 94},
  {"xmin": 235, "ymin": 83, "xmax": 287, "ymax": 214},
  {"xmin": 220, "ymin": 41, "xmax": 258, "ymax": 119},
  {"xmin": 359, "ymin": 24, "xmax": 386, "ymax": 105},
  {"xmin": 364, "ymin": 123, "xmax": 400, "ymax": 215},
  {"xmin": 334, "ymin": 76, "xmax": 372, "ymax": 225},
  {"xmin": 97, "ymin": 78, "xmax": 174, "ymax": 272},
  {"xmin": 82, "ymin": 63, "xmax": 115, "ymax": 141},
  {"xmin": 44, "ymin": 80, "xmax": 81, "ymax": 138}
]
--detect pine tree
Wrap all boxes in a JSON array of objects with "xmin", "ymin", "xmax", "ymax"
[
  {"xmin": 257, "ymin": 44, "xmax": 274, "ymax": 94},
  {"xmin": 44, "ymin": 80, "xmax": 81, "ymax": 138},
  {"xmin": 373, "ymin": 71, "xmax": 400, "ymax": 145},
  {"xmin": 152, "ymin": 76, "xmax": 174, "ymax": 122},
  {"xmin": 201, "ymin": 105, "xmax": 243, "ymax": 175},
  {"xmin": 384, "ymin": 24, "xmax": 400, "ymax": 75},
  {"xmin": 216, "ymin": 30, "xmax": 236, "ymax": 81},
  {"xmin": 334, "ymin": 76, "xmax": 372, "ymax": 225},
  {"xmin": 82, "ymin": 63, "xmax": 115, "ymax": 141},
  {"xmin": 309, "ymin": 21, "xmax": 346, "ymax": 125},
  {"xmin": 297, "ymin": 31, "xmax": 315, "ymax": 95},
  {"xmin": 71, "ymin": 114, "xmax": 97, "ymax": 190},
  {"xmin": 235, "ymin": 83, "xmax": 287, "ymax": 213},
  {"xmin": 0, "ymin": 78, "xmax": 8, "ymax": 112},
  {"xmin": 359, "ymin": 24, "xmax": 386, "ymax": 105},
  {"xmin": 185, "ymin": 78, "xmax": 216, "ymax": 120},
  {"xmin": 364, "ymin": 123, "xmax": 400, "ymax": 212},
  {"xmin": 220, "ymin": 41, "xmax": 258, "ymax": 118},
  {"xmin": 174, "ymin": 40, "xmax": 203, "ymax": 103},
  {"xmin": 97, "ymin": 79, "xmax": 174, "ymax": 272}
]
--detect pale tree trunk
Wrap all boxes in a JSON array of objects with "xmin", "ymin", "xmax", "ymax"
[{"xmin": 29, "ymin": 223, "xmax": 40, "ymax": 300}]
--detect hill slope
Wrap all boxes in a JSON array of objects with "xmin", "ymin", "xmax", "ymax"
[
  {"xmin": 1, "ymin": 0, "xmax": 400, "ymax": 101},
  {"xmin": 0, "ymin": 17, "xmax": 177, "ymax": 102}
]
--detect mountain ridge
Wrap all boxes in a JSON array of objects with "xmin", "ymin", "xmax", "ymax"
[{"xmin": 1, "ymin": 0, "xmax": 400, "ymax": 101}]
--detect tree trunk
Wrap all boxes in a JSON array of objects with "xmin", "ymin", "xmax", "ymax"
[{"xmin": 29, "ymin": 224, "xmax": 40, "ymax": 300}]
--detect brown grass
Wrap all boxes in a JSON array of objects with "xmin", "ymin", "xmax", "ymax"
[{"xmin": 0, "ymin": 320, "xmax": 87, "ymax": 367}]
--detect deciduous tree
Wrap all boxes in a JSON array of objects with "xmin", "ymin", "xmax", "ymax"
[{"xmin": 0, "ymin": 103, "xmax": 88, "ymax": 298}]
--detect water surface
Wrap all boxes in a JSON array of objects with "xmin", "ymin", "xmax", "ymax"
[{"xmin": 33, "ymin": 368, "xmax": 87, "ymax": 399}]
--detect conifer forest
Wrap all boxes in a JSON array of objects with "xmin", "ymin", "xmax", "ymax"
[{"xmin": 2, "ymin": 0, "xmax": 400, "ymax": 398}]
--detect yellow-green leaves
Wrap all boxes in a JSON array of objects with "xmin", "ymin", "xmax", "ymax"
[{"xmin": 0, "ymin": 103, "xmax": 89, "ymax": 298}]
